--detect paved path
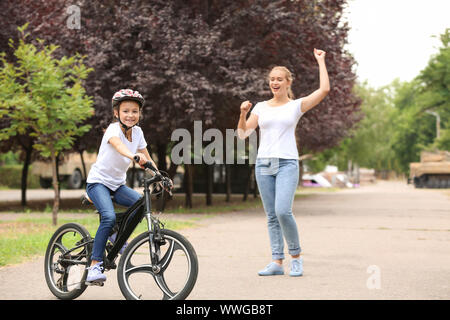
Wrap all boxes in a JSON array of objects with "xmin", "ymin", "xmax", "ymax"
[
  {"xmin": 1, "ymin": 181, "xmax": 449, "ymax": 300},
  {"xmin": 0, "ymin": 189, "xmax": 86, "ymax": 203}
]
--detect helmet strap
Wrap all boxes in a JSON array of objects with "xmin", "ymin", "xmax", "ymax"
[
  {"xmin": 116, "ymin": 116, "xmax": 134, "ymax": 133},
  {"xmin": 114, "ymin": 103, "xmax": 139, "ymax": 134}
]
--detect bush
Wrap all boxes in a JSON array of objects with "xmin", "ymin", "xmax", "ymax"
[{"xmin": 0, "ymin": 165, "xmax": 40, "ymax": 189}]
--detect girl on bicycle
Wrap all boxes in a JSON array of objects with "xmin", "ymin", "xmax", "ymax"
[
  {"xmin": 237, "ymin": 48, "xmax": 330, "ymax": 277},
  {"xmin": 85, "ymin": 89, "xmax": 158, "ymax": 283}
]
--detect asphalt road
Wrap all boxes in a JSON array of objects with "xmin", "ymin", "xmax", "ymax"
[{"xmin": 0, "ymin": 181, "xmax": 449, "ymax": 300}]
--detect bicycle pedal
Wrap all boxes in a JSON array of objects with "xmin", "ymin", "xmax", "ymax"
[{"xmin": 85, "ymin": 281, "xmax": 105, "ymax": 287}]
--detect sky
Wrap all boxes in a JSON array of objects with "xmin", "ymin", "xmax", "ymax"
[{"xmin": 343, "ymin": 0, "xmax": 449, "ymax": 88}]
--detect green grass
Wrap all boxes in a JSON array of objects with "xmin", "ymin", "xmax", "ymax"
[
  {"xmin": 0, "ymin": 187, "xmax": 331, "ymax": 267},
  {"xmin": 0, "ymin": 215, "xmax": 197, "ymax": 267}
]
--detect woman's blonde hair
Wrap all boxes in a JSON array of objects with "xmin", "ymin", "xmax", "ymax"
[{"xmin": 269, "ymin": 66, "xmax": 295, "ymax": 99}]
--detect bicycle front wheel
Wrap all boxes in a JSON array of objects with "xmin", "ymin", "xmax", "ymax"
[{"xmin": 117, "ymin": 229, "xmax": 198, "ymax": 300}]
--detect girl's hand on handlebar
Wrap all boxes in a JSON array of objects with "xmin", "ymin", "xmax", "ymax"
[
  {"xmin": 133, "ymin": 154, "xmax": 160, "ymax": 175},
  {"xmin": 133, "ymin": 153, "xmax": 148, "ymax": 168}
]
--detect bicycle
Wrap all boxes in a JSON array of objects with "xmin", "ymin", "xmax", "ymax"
[{"xmin": 44, "ymin": 157, "xmax": 198, "ymax": 300}]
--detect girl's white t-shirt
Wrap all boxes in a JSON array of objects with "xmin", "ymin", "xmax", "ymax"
[
  {"xmin": 251, "ymin": 98, "xmax": 304, "ymax": 159},
  {"xmin": 87, "ymin": 122, "xmax": 147, "ymax": 191}
]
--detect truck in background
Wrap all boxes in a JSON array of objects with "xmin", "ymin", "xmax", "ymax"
[
  {"xmin": 409, "ymin": 150, "xmax": 450, "ymax": 188},
  {"xmin": 32, "ymin": 152, "xmax": 97, "ymax": 189}
]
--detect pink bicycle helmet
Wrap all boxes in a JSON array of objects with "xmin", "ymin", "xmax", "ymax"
[
  {"xmin": 111, "ymin": 89, "xmax": 145, "ymax": 109},
  {"xmin": 111, "ymin": 89, "xmax": 145, "ymax": 132}
]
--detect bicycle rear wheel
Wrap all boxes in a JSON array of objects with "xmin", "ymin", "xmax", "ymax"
[
  {"xmin": 117, "ymin": 229, "xmax": 198, "ymax": 300},
  {"xmin": 44, "ymin": 223, "xmax": 92, "ymax": 300}
]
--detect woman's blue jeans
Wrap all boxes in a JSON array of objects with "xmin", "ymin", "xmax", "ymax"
[
  {"xmin": 255, "ymin": 158, "xmax": 301, "ymax": 260},
  {"xmin": 86, "ymin": 183, "xmax": 141, "ymax": 262}
]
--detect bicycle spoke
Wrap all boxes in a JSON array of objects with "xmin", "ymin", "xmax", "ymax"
[
  {"xmin": 125, "ymin": 264, "xmax": 154, "ymax": 277},
  {"xmin": 53, "ymin": 241, "xmax": 68, "ymax": 255},
  {"xmin": 45, "ymin": 224, "xmax": 91, "ymax": 299},
  {"xmin": 154, "ymin": 274, "xmax": 176, "ymax": 299},
  {"xmin": 124, "ymin": 261, "xmax": 177, "ymax": 299},
  {"xmin": 157, "ymin": 238, "xmax": 176, "ymax": 272},
  {"xmin": 118, "ymin": 230, "xmax": 197, "ymax": 300}
]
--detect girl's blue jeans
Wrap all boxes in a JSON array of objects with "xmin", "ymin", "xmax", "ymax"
[
  {"xmin": 255, "ymin": 158, "xmax": 301, "ymax": 260},
  {"xmin": 86, "ymin": 183, "xmax": 141, "ymax": 262}
]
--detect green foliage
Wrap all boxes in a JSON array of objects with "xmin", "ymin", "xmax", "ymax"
[
  {"xmin": 317, "ymin": 28, "xmax": 449, "ymax": 175},
  {"xmin": 0, "ymin": 164, "xmax": 40, "ymax": 189},
  {"xmin": 0, "ymin": 151, "xmax": 19, "ymax": 165},
  {"xmin": 417, "ymin": 28, "xmax": 450, "ymax": 150},
  {"xmin": 388, "ymin": 28, "xmax": 449, "ymax": 172},
  {"xmin": 389, "ymin": 81, "xmax": 435, "ymax": 172},
  {"xmin": 0, "ymin": 25, "xmax": 94, "ymax": 223},
  {"xmin": 314, "ymin": 81, "xmax": 401, "ymax": 172},
  {"xmin": 0, "ymin": 25, "xmax": 94, "ymax": 158}
]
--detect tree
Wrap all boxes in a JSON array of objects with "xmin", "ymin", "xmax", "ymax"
[
  {"xmin": 416, "ymin": 28, "xmax": 450, "ymax": 150},
  {"xmin": 389, "ymin": 28, "xmax": 449, "ymax": 173},
  {"xmin": 313, "ymin": 28, "xmax": 449, "ymax": 177},
  {"xmin": 0, "ymin": 25, "xmax": 93, "ymax": 224},
  {"xmin": 304, "ymin": 81, "xmax": 398, "ymax": 173},
  {"xmin": 4, "ymin": 1, "xmax": 361, "ymax": 206}
]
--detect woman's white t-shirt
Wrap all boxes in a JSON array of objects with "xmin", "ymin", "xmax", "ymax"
[
  {"xmin": 87, "ymin": 122, "xmax": 147, "ymax": 191},
  {"xmin": 251, "ymin": 98, "xmax": 304, "ymax": 159}
]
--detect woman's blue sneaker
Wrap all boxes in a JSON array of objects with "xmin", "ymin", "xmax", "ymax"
[
  {"xmin": 290, "ymin": 257, "xmax": 303, "ymax": 277},
  {"xmin": 258, "ymin": 262, "xmax": 284, "ymax": 276},
  {"xmin": 86, "ymin": 262, "xmax": 106, "ymax": 283}
]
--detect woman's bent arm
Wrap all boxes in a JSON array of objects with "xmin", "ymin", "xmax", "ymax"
[
  {"xmin": 301, "ymin": 49, "xmax": 330, "ymax": 113},
  {"xmin": 237, "ymin": 100, "xmax": 258, "ymax": 139}
]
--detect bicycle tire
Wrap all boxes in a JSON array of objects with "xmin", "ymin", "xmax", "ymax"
[
  {"xmin": 44, "ymin": 223, "xmax": 92, "ymax": 300},
  {"xmin": 117, "ymin": 229, "xmax": 198, "ymax": 300}
]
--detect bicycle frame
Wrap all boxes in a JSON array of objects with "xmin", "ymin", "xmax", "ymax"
[
  {"xmin": 52, "ymin": 162, "xmax": 168, "ymax": 274},
  {"xmin": 45, "ymin": 167, "xmax": 197, "ymax": 300},
  {"xmin": 101, "ymin": 174, "xmax": 164, "ymax": 271}
]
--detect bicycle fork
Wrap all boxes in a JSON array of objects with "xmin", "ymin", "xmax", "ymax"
[{"xmin": 144, "ymin": 181, "xmax": 161, "ymax": 274}]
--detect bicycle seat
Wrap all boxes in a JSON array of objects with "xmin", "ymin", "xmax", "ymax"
[
  {"xmin": 81, "ymin": 193, "xmax": 115, "ymax": 205},
  {"xmin": 81, "ymin": 193, "xmax": 93, "ymax": 206},
  {"xmin": 80, "ymin": 193, "xmax": 122, "ymax": 208}
]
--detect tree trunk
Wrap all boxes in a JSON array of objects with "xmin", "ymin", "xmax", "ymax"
[
  {"xmin": 184, "ymin": 164, "xmax": 193, "ymax": 208},
  {"xmin": 206, "ymin": 165, "xmax": 213, "ymax": 206},
  {"xmin": 51, "ymin": 152, "xmax": 60, "ymax": 226},
  {"xmin": 78, "ymin": 149, "xmax": 87, "ymax": 184},
  {"xmin": 225, "ymin": 164, "xmax": 231, "ymax": 202},
  {"xmin": 298, "ymin": 144, "xmax": 303, "ymax": 189},
  {"xmin": 243, "ymin": 164, "xmax": 254, "ymax": 201},
  {"xmin": 168, "ymin": 163, "xmax": 178, "ymax": 180},
  {"xmin": 299, "ymin": 159, "xmax": 304, "ymax": 188},
  {"xmin": 56, "ymin": 154, "xmax": 61, "ymax": 199},
  {"xmin": 20, "ymin": 144, "xmax": 32, "ymax": 207},
  {"xmin": 156, "ymin": 143, "xmax": 172, "ymax": 207},
  {"xmin": 156, "ymin": 143, "xmax": 168, "ymax": 172},
  {"xmin": 253, "ymin": 172, "xmax": 258, "ymax": 198}
]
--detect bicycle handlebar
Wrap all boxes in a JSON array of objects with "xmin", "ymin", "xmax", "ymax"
[
  {"xmin": 133, "ymin": 155, "xmax": 174, "ymax": 195},
  {"xmin": 133, "ymin": 155, "xmax": 158, "ymax": 172}
]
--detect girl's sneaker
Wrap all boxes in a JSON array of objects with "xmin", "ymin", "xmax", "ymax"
[
  {"xmin": 289, "ymin": 257, "xmax": 303, "ymax": 277},
  {"xmin": 258, "ymin": 262, "xmax": 284, "ymax": 276},
  {"xmin": 86, "ymin": 262, "xmax": 106, "ymax": 283}
]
